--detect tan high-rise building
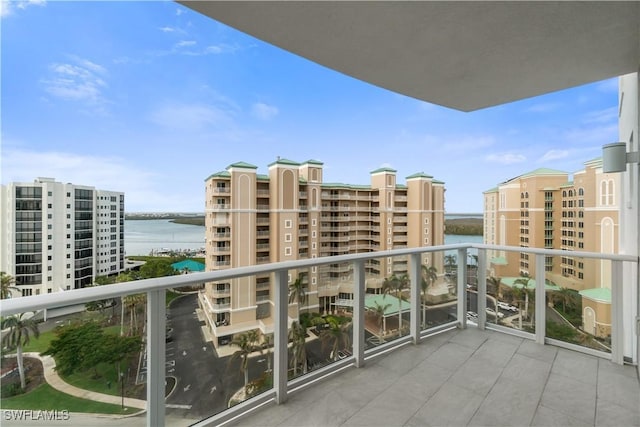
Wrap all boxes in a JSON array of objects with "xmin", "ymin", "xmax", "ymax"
[
  {"xmin": 483, "ymin": 160, "xmax": 620, "ymax": 337},
  {"xmin": 200, "ymin": 159, "xmax": 445, "ymax": 348}
]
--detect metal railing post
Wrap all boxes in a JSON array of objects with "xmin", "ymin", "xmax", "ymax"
[
  {"xmin": 273, "ymin": 269, "xmax": 289, "ymax": 403},
  {"xmin": 147, "ymin": 289, "xmax": 166, "ymax": 427},
  {"xmin": 476, "ymin": 249, "xmax": 487, "ymax": 330},
  {"xmin": 611, "ymin": 260, "xmax": 624, "ymax": 364},
  {"xmin": 457, "ymin": 248, "xmax": 468, "ymax": 327},
  {"xmin": 535, "ymin": 254, "xmax": 546, "ymax": 345},
  {"xmin": 410, "ymin": 253, "xmax": 422, "ymax": 343},
  {"xmin": 353, "ymin": 260, "xmax": 365, "ymax": 367}
]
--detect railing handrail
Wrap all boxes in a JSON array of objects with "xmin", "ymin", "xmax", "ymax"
[{"xmin": 1, "ymin": 243, "xmax": 636, "ymax": 317}]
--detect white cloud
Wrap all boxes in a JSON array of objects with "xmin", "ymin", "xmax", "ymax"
[
  {"xmin": 175, "ymin": 40, "xmax": 197, "ymax": 48},
  {"xmin": 538, "ymin": 149, "xmax": 569, "ymax": 163},
  {"xmin": 251, "ymin": 103, "xmax": 279, "ymax": 121},
  {"xmin": 1, "ymin": 0, "xmax": 46, "ymax": 17},
  {"xmin": 149, "ymin": 103, "xmax": 234, "ymax": 131},
  {"xmin": 525, "ymin": 102, "xmax": 561, "ymax": 113},
  {"xmin": 41, "ymin": 56, "xmax": 109, "ymax": 110},
  {"xmin": 160, "ymin": 26, "xmax": 175, "ymax": 33},
  {"xmin": 176, "ymin": 8, "xmax": 184, "ymax": 16},
  {"xmin": 596, "ymin": 78, "xmax": 618, "ymax": 93},
  {"xmin": 582, "ymin": 107, "xmax": 617, "ymax": 125},
  {"xmin": 485, "ymin": 153, "xmax": 526, "ymax": 164},
  {"xmin": 1, "ymin": 148, "xmax": 158, "ymax": 197}
]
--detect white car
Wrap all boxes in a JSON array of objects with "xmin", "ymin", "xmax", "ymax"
[
  {"xmin": 497, "ymin": 301, "xmax": 518, "ymax": 312},
  {"xmin": 486, "ymin": 308, "xmax": 504, "ymax": 318}
]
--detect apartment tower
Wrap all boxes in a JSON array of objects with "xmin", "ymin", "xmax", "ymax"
[
  {"xmin": 201, "ymin": 159, "xmax": 445, "ymax": 348},
  {"xmin": 0, "ymin": 178, "xmax": 125, "ymax": 298},
  {"xmin": 483, "ymin": 161, "xmax": 620, "ymax": 337}
]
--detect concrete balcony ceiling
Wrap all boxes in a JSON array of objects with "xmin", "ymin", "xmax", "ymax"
[{"xmin": 180, "ymin": 1, "xmax": 639, "ymax": 111}]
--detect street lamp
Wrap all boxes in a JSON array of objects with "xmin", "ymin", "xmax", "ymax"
[{"xmin": 120, "ymin": 371, "xmax": 124, "ymax": 409}]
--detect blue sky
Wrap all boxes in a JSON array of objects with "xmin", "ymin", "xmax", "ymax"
[{"xmin": 1, "ymin": 1, "xmax": 620, "ymax": 213}]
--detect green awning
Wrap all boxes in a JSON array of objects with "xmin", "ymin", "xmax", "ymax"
[{"xmin": 579, "ymin": 287, "xmax": 611, "ymax": 304}]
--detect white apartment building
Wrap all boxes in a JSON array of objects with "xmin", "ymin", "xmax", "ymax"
[{"xmin": 0, "ymin": 177, "xmax": 125, "ymax": 297}]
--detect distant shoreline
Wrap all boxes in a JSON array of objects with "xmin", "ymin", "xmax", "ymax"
[{"xmin": 126, "ymin": 215, "xmax": 482, "ymax": 235}]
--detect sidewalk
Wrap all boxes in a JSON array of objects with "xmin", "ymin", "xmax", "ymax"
[{"xmin": 22, "ymin": 352, "xmax": 147, "ymax": 410}]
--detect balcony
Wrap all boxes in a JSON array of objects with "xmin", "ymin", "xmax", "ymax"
[{"xmin": 1, "ymin": 243, "xmax": 637, "ymax": 427}]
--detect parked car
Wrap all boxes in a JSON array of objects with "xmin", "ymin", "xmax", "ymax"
[
  {"xmin": 486, "ymin": 308, "xmax": 505, "ymax": 318},
  {"xmin": 497, "ymin": 301, "xmax": 518, "ymax": 312}
]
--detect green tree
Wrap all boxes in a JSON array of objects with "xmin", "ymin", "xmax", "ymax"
[
  {"xmin": 319, "ymin": 318, "xmax": 351, "ymax": 361},
  {"xmin": 382, "ymin": 274, "xmax": 410, "ymax": 335},
  {"xmin": 552, "ymin": 287, "xmax": 580, "ymax": 313},
  {"xmin": 1, "ymin": 272, "xmax": 20, "ymax": 299},
  {"xmin": 2, "ymin": 313, "xmax": 40, "ymax": 390},
  {"xmin": 513, "ymin": 275, "xmax": 536, "ymax": 325},
  {"xmin": 420, "ymin": 265, "xmax": 438, "ymax": 327},
  {"xmin": 288, "ymin": 272, "xmax": 308, "ymax": 319},
  {"xmin": 139, "ymin": 259, "xmax": 176, "ymax": 279},
  {"xmin": 372, "ymin": 301, "xmax": 391, "ymax": 336},
  {"xmin": 44, "ymin": 321, "xmax": 141, "ymax": 378},
  {"xmin": 487, "ymin": 276, "xmax": 502, "ymax": 297},
  {"xmin": 288, "ymin": 321, "xmax": 307, "ymax": 376},
  {"xmin": 444, "ymin": 254, "xmax": 457, "ymax": 273},
  {"xmin": 230, "ymin": 330, "xmax": 260, "ymax": 392}
]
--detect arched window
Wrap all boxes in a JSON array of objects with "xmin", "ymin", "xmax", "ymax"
[
  {"xmin": 578, "ymin": 188, "xmax": 584, "ymax": 196},
  {"xmin": 600, "ymin": 181, "xmax": 607, "ymax": 206},
  {"xmin": 562, "ymin": 190, "xmax": 567, "ymax": 197}
]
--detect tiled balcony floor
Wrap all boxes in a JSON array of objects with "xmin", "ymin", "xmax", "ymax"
[{"xmin": 229, "ymin": 328, "xmax": 640, "ymax": 427}]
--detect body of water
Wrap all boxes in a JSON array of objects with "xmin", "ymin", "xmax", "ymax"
[{"xmin": 125, "ymin": 217, "xmax": 484, "ymax": 256}]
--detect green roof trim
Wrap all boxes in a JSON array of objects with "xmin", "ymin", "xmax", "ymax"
[
  {"xmin": 304, "ymin": 159, "xmax": 324, "ymax": 165},
  {"xmin": 257, "ymin": 174, "xmax": 269, "ymax": 181},
  {"xmin": 370, "ymin": 167, "xmax": 397, "ymax": 174},
  {"xmin": 204, "ymin": 171, "xmax": 231, "ymax": 181},
  {"xmin": 268, "ymin": 158, "xmax": 301, "ymax": 167},
  {"xmin": 396, "ymin": 184, "xmax": 408, "ymax": 189},
  {"xmin": 584, "ymin": 157, "xmax": 603, "ymax": 166},
  {"xmin": 484, "ymin": 187, "xmax": 499, "ymax": 193},
  {"xmin": 432, "ymin": 180, "xmax": 445, "ymax": 185},
  {"xmin": 500, "ymin": 277, "xmax": 560, "ymax": 291},
  {"xmin": 519, "ymin": 168, "xmax": 568, "ymax": 178},
  {"xmin": 321, "ymin": 182, "xmax": 372, "ymax": 190},
  {"xmin": 228, "ymin": 161, "xmax": 258, "ymax": 169},
  {"xmin": 579, "ymin": 287, "xmax": 611, "ymax": 303},
  {"xmin": 405, "ymin": 172, "xmax": 433, "ymax": 180},
  {"xmin": 490, "ymin": 256, "xmax": 508, "ymax": 265}
]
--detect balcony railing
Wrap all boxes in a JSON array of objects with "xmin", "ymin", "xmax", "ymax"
[{"xmin": 0, "ymin": 243, "xmax": 636, "ymax": 427}]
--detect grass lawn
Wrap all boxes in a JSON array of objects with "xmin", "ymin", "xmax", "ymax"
[{"xmin": 0, "ymin": 383, "xmax": 136, "ymax": 414}]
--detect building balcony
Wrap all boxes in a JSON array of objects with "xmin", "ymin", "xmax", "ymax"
[
  {"xmin": 210, "ymin": 232, "xmax": 231, "ymax": 240},
  {"xmin": 211, "ymin": 187, "xmax": 230, "ymax": 194},
  {"xmin": 1, "ymin": 243, "xmax": 637, "ymax": 427},
  {"xmin": 256, "ymin": 217, "xmax": 270, "ymax": 225}
]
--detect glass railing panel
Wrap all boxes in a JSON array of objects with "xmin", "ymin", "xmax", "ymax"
[
  {"xmin": 491, "ymin": 272, "xmax": 536, "ymax": 334},
  {"xmin": 420, "ymin": 249, "xmax": 459, "ymax": 331},
  {"xmin": 0, "ymin": 296, "xmax": 147, "ymax": 426},
  {"xmin": 544, "ymin": 256, "xmax": 611, "ymax": 353}
]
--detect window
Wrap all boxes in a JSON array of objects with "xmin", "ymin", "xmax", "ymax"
[
  {"xmin": 311, "ymin": 219, "xmax": 316, "ymax": 226},
  {"xmin": 284, "ymin": 233, "xmax": 292, "ymax": 242},
  {"xmin": 312, "ymin": 277, "xmax": 317, "ymax": 285},
  {"xmin": 311, "ymin": 231, "xmax": 316, "ymax": 238},
  {"xmin": 285, "ymin": 247, "xmax": 292, "ymax": 256},
  {"xmin": 425, "ymin": 218, "xmax": 429, "ymax": 225},
  {"xmin": 285, "ymin": 220, "xmax": 292, "ymax": 228}
]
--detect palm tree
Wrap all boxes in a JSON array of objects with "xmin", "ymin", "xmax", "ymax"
[
  {"xmin": 372, "ymin": 301, "xmax": 391, "ymax": 336},
  {"xmin": 552, "ymin": 287, "xmax": 580, "ymax": 313},
  {"xmin": 1, "ymin": 313, "xmax": 40, "ymax": 390},
  {"xmin": 444, "ymin": 254, "xmax": 457, "ymax": 273},
  {"xmin": 288, "ymin": 272, "xmax": 308, "ymax": 319},
  {"xmin": 382, "ymin": 274, "xmax": 410, "ymax": 335},
  {"xmin": 420, "ymin": 265, "xmax": 438, "ymax": 328},
  {"xmin": 513, "ymin": 275, "xmax": 536, "ymax": 325},
  {"xmin": 486, "ymin": 276, "xmax": 502, "ymax": 297},
  {"xmin": 230, "ymin": 329, "xmax": 260, "ymax": 392},
  {"xmin": 319, "ymin": 319, "xmax": 351, "ymax": 361},
  {"xmin": 1, "ymin": 272, "xmax": 19, "ymax": 299},
  {"xmin": 288, "ymin": 321, "xmax": 307, "ymax": 376}
]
